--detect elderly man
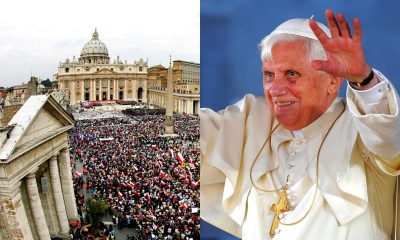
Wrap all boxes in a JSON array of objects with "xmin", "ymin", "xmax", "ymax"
[{"xmin": 201, "ymin": 10, "xmax": 400, "ymax": 239}]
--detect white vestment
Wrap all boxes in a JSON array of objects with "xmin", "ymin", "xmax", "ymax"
[{"xmin": 200, "ymin": 70, "xmax": 400, "ymax": 240}]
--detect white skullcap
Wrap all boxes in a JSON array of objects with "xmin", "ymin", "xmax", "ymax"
[{"xmin": 268, "ymin": 18, "xmax": 331, "ymax": 41}]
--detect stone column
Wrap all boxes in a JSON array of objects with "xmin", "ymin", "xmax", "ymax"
[
  {"xmin": 94, "ymin": 79, "xmax": 97, "ymax": 100},
  {"xmin": 81, "ymin": 81, "xmax": 85, "ymax": 102},
  {"xmin": 184, "ymin": 100, "xmax": 188, "ymax": 113},
  {"xmin": 181, "ymin": 99, "xmax": 185, "ymax": 113},
  {"xmin": 99, "ymin": 79, "xmax": 103, "ymax": 100},
  {"xmin": 49, "ymin": 155, "xmax": 69, "ymax": 234},
  {"xmin": 0, "ymin": 181, "xmax": 34, "ymax": 240},
  {"xmin": 165, "ymin": 65, "xmax": 174, "ymax": 134},
  {"xmin": 94, "ymin": 79, "xmax": 100, "ymax": 100},
  {"xmin": 90, "ymin": 79, "xmax": 93, "ymax": 101},
  {"xmin": 124, "ymin": 80, "xmax": 127, "ymax": 100},
  {"xmin": 132, "ymin": 78, "xmax": 137, "ymax": 100},
  {"xmin": 58, "ymin": 148, "xmax": 78, "ymax": 220},
  {"xmin": 143, "ymin": 78, "xmax": 148, "ymax": 103},
  {"xmin": 26, "ymin": 171, "xmax": 51, "ymax": 240},
  {"xmin": 107, "ymin": 79, "xmax": 111, "ymax": 100},
  {"xmin": 114, "ymin": 79, "xmax": 118, "ymax": 100},
  {"xmin": 188, "ymin": 99, "xmax": 193, "ymax": 114},
  {"xmin": 94, "ymin": 79, "xmax": 97, "ymax": 101},
  {"xmin": 88, "ymin": 80, "xmax": 91, "ymax": 101},
  {"xmin": 93, "ymin": 79, "xmax": 97, "ymax": 100},
  {"xmin": 71, "ymin": 81, "xmax": 75, "ymax": 105}
]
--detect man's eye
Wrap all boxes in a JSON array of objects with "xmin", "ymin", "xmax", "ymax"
[
  {"xmin": 287, "ymin": 70, "xmax": 299, "ymax": 77},
  {"xmin": 264, "ymin": 72, "xmax": 274, "ymax": 81}
]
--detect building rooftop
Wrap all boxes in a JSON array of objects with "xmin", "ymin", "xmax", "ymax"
[
  {"xmin": 0, "ymin": 95, "xmax": 74, "ymax": 160},
  {"xmin": 2, "ymin": 104, "xmax": 23, "ymax": 125},
  {"xmin": 80, "ymin": 29, "xmax": 109, "ymax": 56}
]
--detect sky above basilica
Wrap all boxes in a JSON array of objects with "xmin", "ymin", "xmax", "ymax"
[{"xmin": 0, "ymin": 0, "xmax": 200, "ymax": 87}]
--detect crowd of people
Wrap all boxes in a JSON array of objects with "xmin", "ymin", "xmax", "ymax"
[
  {"xmin": 122, "ymin": 108, "xmax": 166, "ymax": 116},
  {"xmin": 69, "ymin": 220, "xmax": 116, "ymax": 239},
  {"xmin": 115, "ymin": 100, "xmax": 140, "ymax": 105},
  {"xmin": 69, "ymin": 111, "xmax": 200, "ymax": 240},
  {"xmin": 72, "ymin": 111, "xmax": 127, "ymax": 121}
]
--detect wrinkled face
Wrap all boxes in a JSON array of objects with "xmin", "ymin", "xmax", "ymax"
[{"xmin": 262, "ymin": 40, "xmax": 332, "ymax": 130}]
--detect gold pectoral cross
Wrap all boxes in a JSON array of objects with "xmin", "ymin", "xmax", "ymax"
[{"xmin": 269, "ymin": 185, "xmax": 290, "ymax": 238}]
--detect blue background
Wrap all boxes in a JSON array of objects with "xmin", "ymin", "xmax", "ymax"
[{"xmin": 200, "ymin": 0, "xmax": 400, "ymax": 239}]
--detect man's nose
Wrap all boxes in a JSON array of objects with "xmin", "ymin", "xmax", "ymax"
[{"xmin": 268, "ymin": 83, "xmax": 288, "ymax": 96}]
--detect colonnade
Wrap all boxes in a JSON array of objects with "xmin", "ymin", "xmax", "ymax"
[
  {"xmin": 0, "ymin": 147, "xmax": 77, "ymax": 239},
  {"xmin": 68, "ymin": 78, "xmax": 147, "ymax": 104}
]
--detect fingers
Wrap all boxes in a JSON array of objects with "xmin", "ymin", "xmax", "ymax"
[
  {"xmin": 336, "ymin": 13, "xmax": 351, "ymax": 38},
  {"xmin": 353, "ymin": 18, "xmax": 362, "ymax": 43},
  {"xmin": 309, "ymin": 19, "xmax": 329, "ymax": 44},
  {"xmin": 325, "ymin": 9, "xmax": 341, "ymax": 37},
  {"xmin": 323, "ymin": 9, "xmax": 361, "ymax": 41}
]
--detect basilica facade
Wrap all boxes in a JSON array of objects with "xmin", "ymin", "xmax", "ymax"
[
  {"xmin": 55, "ymin": 29, "xmax": 200, "ymax": 114},
  {"xmin": 55, "ymin": 29, "xmax": 148, "ymax": 105}
]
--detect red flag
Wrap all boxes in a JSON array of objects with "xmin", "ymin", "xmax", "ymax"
[
  {"xmin": 168, "ymin": 148, "xmax": 174, "ymax": 156},
  {"xmin": 179, "ymin": 173, "xmax": 186, "ymax": 179},
  {"xmin": 117, "ymin": 191, "xmax": 123, "ymax": 198},
  {"xmin": 177, "ymin": 153, "xmax": 184, "ymax": 162},
  {"xmin": 159, "ymin": 170, "xmax": 165, "ymax": 179},
  {"xmin": 179, "ymin": 201, "xmax": 189, "ymax": 210},
  {"xmin": 145, "ymin": 193, "xmax": 151, "ymax": 202}
]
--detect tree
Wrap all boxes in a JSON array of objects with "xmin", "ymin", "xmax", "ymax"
[
  {"xmin": 85, "ymin": 198, "xmax": 108, "ymax": 227},
  {"xmin": 41, "ymin": 79, "xmax": 52, "ymax": 87}
]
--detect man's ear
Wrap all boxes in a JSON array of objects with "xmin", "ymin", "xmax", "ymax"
[{"xmin": 327, "ymin": 76, "xmax": 343, "ymax": 95}]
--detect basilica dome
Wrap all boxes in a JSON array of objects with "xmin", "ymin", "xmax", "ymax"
[{"xmin": 80, "ymin": 29, "xmax": 109, "ymax": 57}]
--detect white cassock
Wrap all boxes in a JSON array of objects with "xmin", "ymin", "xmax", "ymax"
[{"xmin": 200, "ymin": 70, "xmax": 400, "ymax": 240}]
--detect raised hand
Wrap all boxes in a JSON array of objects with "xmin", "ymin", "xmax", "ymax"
[{"xmin": 309, "ymin": 9, "xmax": 372, "ymax": 84}]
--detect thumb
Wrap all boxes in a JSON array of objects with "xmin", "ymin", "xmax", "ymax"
[{"xmin": 311, "ymin": 60, "xmax": 334, "ymax": 74}]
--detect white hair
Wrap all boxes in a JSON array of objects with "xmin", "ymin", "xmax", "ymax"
[{"xmin": 259, "ymin": 33, "xmax": 327, "ymax": 62}]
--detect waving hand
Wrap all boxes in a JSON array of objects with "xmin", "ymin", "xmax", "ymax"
[{"xmin": 309, "ymin": 9, "xmax": 373, "ymax": 86}]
